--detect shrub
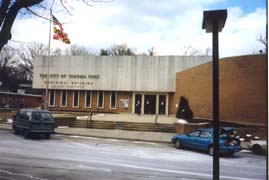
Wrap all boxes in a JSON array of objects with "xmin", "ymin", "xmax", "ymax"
[{"xmin": 176, "ymin": 96, "xmax": 193, "ymax": 121}]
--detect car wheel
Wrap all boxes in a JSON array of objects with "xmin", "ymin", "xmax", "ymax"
[
  {"xmin": 175, "ymin": 139, "xmax": 182, "ymax": 149},
  {"xmin": 45, "ymin": 134, "xmax": 51, "ymax": 139},
  {"xmin": 252, "ymin": 144, "xmax": 263, "ymax": 155},
  {"xmin": 226, "ymin": 152, "xmax": 235, "ymax": 156},
  {"xmin": 13, "ymin": 126, "xmax": 19, "ymax": 135},
  {"xmin": 24, "ymin": 129, "xmax": 30, "ymax": 139},
  {"xmin": 208, "ymin": 146, "xmax": 213, "ymax": 156}
]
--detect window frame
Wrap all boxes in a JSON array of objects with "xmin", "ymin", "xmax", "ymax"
[
  {"xmin": 72, "ymin": 91, "xmax": 80, "ymax": 108},
  {"xmin": 60, "ymin": 90, "xmax": 67, "ymax": 107},
  {"xmin": 97, "ymin": 91, "xmax": 104, "ymax": 109},
  {"xmin": 110, "ymin": 91, "xmax": 117, "ymax": 109},
  {"xmin": 85, "ymin": 91, "xmax": 92, "ymax": 108},
  {"xmin": 48, "ymin": 90, "xmax": 55, "ymax": 107}
]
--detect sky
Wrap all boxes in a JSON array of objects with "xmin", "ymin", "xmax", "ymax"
[{"xmin": 9, "ymin": 0, "xmax": 267, "ymax": 57}]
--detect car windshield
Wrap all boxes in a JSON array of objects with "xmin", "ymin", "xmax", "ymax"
[
  {"xmin": 219, "ymin": 129, "xmax": 236, "ymax": 139},
  {"xmin": 32, "ymin": 112, "xmax": 53, "ymax": 121}
]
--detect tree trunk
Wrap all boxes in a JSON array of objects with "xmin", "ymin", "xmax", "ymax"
[{"xmin": 0, "ymin": 0, "xmax": 43, "ymax": 52}]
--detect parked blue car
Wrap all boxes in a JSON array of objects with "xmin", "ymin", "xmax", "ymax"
[{"xmin": 171, "ymin": 128, "xmax": 241, "ymax": 155}]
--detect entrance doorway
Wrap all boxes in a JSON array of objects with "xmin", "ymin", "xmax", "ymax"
[
  {"xmin": 135, "ymin": 94, "xmax": 142, "ymax": 114},
  {"xmin": 159, "ymin": 95, "xmax": 166, "ymax": 115},
  {"xmin": 144, "ymin": 95, "xmax": 156, "ymax": 114}
]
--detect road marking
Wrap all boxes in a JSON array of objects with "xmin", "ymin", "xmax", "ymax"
[
  {"xmin": 82, "ymin": 160, "xmax": 264, "ymax": 180},
  {"xmin": 61, "ymin": 137, "xmax": 265, "ymax": 180},
  {"xmin": 0, "ymin": 175, "xmax": 15, "ymax": 180},
  {"xmin": 78, "ymin": 165, "xmax": 112, "ymax": 172},
  {"xmin": 0, "ymin": 169, "xmax": 48, "ymax": 180}
]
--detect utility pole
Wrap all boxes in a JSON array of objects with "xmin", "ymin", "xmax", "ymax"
[{"xmin": 202, "ymin": 9, "xmax": 227, "ymax": 180}]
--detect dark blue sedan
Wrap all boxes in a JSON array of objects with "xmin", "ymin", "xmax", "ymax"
[{"xmin": 171, "ymin": 128, "xmax": 241, "ymax": 155}]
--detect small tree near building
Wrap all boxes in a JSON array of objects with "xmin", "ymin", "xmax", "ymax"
[{"xmin": 176, "ymin": 96, "xmax": 193, "ymax": 121}]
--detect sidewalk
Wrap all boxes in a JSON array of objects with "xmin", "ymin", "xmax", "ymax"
[
  {"xmin": 0, "ymin": 123, "xmax": 175, "ymax": 143},
  {"xmin": 55, "ymin": 113, "xmax": 178, "ymax": 124}
]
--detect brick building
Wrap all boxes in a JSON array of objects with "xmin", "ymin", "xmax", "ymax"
[{"xmin": 33, "ymin": 55, "xmax": 266, "ymax": 125}]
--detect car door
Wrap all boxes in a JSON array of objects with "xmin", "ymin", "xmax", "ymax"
[
  {"xmin": 186, "ymin": 130, "xmax": 201, "ymax": 149},
  {"xmin": 16, "ymin": 111, "xmax": 26, "ymax": 129},
  {"xmin": 196, "ymin": 130, "xmax": 212, "ymax": 151}
]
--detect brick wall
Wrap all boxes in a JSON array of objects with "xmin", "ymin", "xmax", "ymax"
[
  {"xmin": 47, "ymin": 90, "xmax": 132, "ymax": 113},
  {"xmin": 171, "ymin": 55, "xmax": 266, "ymax": 126},
  {"xmin": 0, "ymin": 93, "xmax": 41, "ymax": 108}
]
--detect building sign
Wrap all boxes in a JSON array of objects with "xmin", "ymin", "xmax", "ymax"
[
  {"xmin": 39, "ymin": 73, "xmax": 100, "ymax": 89},
  {"xmin": 39, "ymin": 74, "xmax": 99, "ymax": 79},
  {"xmin": 119, "ymin": 99, "xmax": 129, "ymax": 108}
]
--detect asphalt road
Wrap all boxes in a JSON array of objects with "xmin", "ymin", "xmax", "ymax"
[{"xmin": 0, "ymin": 130, "xmax": 266, "ymax": 180}]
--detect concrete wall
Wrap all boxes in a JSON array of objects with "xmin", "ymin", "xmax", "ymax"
[
  {"xmin": 170, "ymin": 55, "xmax": 266, "ymax": 126},
  {"xmin": 33, "ymin": 56, "xmax": 211, "ymax": 92}
]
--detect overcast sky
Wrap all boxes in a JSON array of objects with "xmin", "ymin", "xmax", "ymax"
[{"xmin": 10, "ymin": 0, "xmax": 266, "ymax": 57}]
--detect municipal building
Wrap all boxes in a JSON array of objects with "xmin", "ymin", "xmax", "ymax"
[{"xmin": 32, "ymin": 55, "xmax": 266, "ymax": 126}]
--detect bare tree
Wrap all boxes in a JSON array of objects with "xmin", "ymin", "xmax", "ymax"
[
  {"xmin": 0, "ymin": 0, "xmax": 107, "ymax": 53},
  {"xmin": 18, "ymin": 42, "xmax": 48, "ymax": 80},
  {"xmin": 256, "ymin": 34, "xmax": 267, "ymax": 54},
  {"xmin": 0, "ymin": 0, "xmax": 43, "ymax": 52},
  {"xmin": 110, "ymin": 44, "xmax": 136, "ymax": 56},
  {"xmin": 0, "ymin": 46, "xmax": 18, "ymax": 90},
  {"xmin": 257, "ymin": 34, "xmax": 267, "ymax": 48},
  {"xmin": 181, "ymin": 45, "xmax": 202, "ymax": 56},
  {"xmin": 148, "ymin": 47, "xmax": 156, "ymax": 56},
  {"xmin": 99, "ymin": 44, "xmax": 136, "ymax": 56},
  {"xmin": 204, "ymin": 47, "xmax": 211, "ymax": 56},
  {"xmin": 65, "ymin": 44, "xmax": 93, "ymax": 56}
]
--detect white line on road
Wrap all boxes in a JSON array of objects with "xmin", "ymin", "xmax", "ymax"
[
  {"xmin": 0, "ymin": 169, "xmax": 48, "ymax": 180},
  {"xmin": 63, "ymin": 138, "xmax": 265, "ymax": 180},
  {"xmin": 90, "ymin": 161, "xmax": 263, "ymax": 180},
  {"xmin": 78, "ymin": 164, "xmax": 112, "ymax": 173}
]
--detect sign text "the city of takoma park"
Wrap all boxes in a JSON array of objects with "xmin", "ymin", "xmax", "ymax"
[{"xmin": 39, "ymin": 74, "xmax": 100, "ymax": 79}]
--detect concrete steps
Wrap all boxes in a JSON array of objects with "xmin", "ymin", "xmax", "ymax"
[{"xmin": 69, "ymin": 120, "xmax": 176, "ymax": 133}]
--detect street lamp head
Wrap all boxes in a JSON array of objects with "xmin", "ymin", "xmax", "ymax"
[{"xmin": 202, "ymin": 9, "xmax": 227, "ymax": 33}]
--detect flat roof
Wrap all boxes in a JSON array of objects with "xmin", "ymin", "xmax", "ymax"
[{"xmin": 0, "ymin": 91, "xmax": 42, "ymax": 97}]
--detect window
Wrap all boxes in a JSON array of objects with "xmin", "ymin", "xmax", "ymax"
[
  {"xmin": 110, "ymin": 91, "xmax": 117, "ymax": 109},
  {"xmin": 73, "ymin": 91, "xmax": 80, "ymax": 107},
  {"xmin": 32, "ymin": 112, "xmax": 53, "ymax": 121},
  {"xmin": 200, "ymin": 131, "xmax": 211, "ymax": 138},
  {"xmin": 61, "ymin": 90, "xmax": 67, "ymax": 107},
  {"xmin": 49, "ymin": 90, "xmax": 55, "ymax": 106},
  {"xmin": 97, "ymin": 91, "xmax": 104, "ymax": 108},
  {"xmin": 85, "ymin": 91, "xmax": 92, "ymax": 108},
  {"xmin": 189, "ymin": 130, "xmax": 200, "ymax": 137}
]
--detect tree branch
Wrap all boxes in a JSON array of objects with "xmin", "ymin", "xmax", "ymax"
[
  {"xmin": 0, "ymin": 0, "xmax": 11, "ymax": 27},
  {"xmin": 0, "ymin": 0, "xmax": 43, "ymax": 51}
]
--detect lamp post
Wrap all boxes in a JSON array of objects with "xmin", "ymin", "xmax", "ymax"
[{"xmin": 202, "ymin": 9, "xmax": 227, "ymax": 180}]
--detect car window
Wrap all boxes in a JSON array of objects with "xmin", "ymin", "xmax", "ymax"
[
  {"xmin": 189, "ymin": 130, "xmax": 200, "ymax": 137},
  {"xmin": 200, "ymin": 131, "xmax": 211, "ymax": 138},
  {"xmin": 220, "ymin": 132, "xmax": 235, "ymax": 139},
  {"xmin": 19, "ymin": 112, "xmax": 24, "ymax": 119},
  {"xmin": 26, "ymin": 112, "xmax": 31, "ymax": 120},
  {"xmin": 32, "ymin": 112, "xmax": 42, "ymax": 121},
  {"xmin": 32, "ymin": 112, "xmax": 53, "ymax": 121},
  {"xmin": 18, "ymin": 112, "xmax": 23, "ymax": 120},
  {"xmin": 19, "ymin": 112, "xmax": 30, "ymax": 121},
  {"xmin": 40, "ymin": 112, "xmax": 53, "ymax": 120}
]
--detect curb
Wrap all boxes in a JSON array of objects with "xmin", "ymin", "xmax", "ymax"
[
  {"xmin": 55, "ymin": 131, "xmax": 172, "ymax": 144},
  {"xmin": 0, "ymin": 124, "xmax": 172, "ymax": 144},
  {"xmin": 0, "ymin": 128, "xmax": 12, "ymax": 131}
]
